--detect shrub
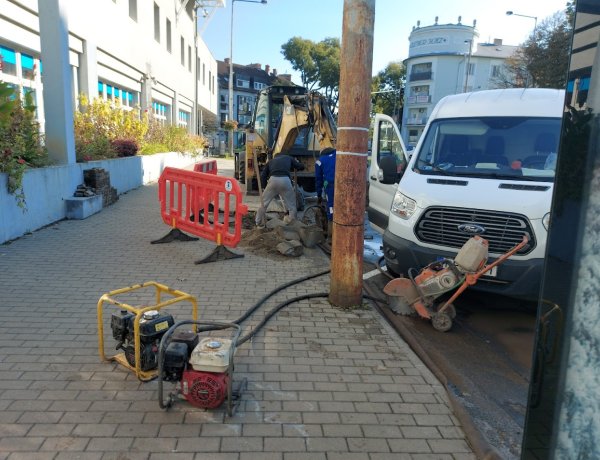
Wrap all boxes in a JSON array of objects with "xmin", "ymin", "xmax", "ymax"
[
  {"xmin": 0, "ymin": 81, "xmax": 48, "ymax": 208},
  {"xmin": 111, "ymin": 139, "xmax": 139, "ymax": 157},
  {"xmin": 74, "ymin": 95, "xmax": 148, "ymax": 161}
]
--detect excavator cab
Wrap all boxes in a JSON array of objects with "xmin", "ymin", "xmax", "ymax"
[{"xmin": 239, "ymin": 85, "xmax": 336, "ymax": 194}]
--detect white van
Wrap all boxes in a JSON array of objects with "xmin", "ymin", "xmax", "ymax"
[{"xmin": 368, "ymin": 88, "xmax": 564, "ymax": 300}]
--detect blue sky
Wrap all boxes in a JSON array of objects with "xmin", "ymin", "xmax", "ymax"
[{"xmin": 200, "ymin": 0, "xmax": 568, "ymax": 84}]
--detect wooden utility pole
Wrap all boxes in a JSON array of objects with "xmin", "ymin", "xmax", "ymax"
[{"xmin": 329, "ymin": 0, "xmax": 375, "ymax": 307}]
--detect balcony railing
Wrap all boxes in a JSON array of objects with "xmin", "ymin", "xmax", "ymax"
[
  {"xmin": 405, "ymin": 116, "xmax": 428, "ymax": 125},
  {"xmin": 407, "ymin": 95, "xmax": 431, "ymax": 104},
  {"xmin": 409, "ymin": 71, "xmax": 433, "ymax": 82}
]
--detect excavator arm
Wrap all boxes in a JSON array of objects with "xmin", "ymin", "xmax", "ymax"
[{"xmin": 272, "ymin": 93, "xmax": 336, "ymax": 156}]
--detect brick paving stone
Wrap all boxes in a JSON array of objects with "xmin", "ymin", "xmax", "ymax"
[
  {"xmin": 0, "ymin": 437, "xmax": 45, "ymax": 452},
  {"xmin": 388, "ymin": 438, "xmax": 432, "ymax": 453},
  {"xmin": 428, "ymin": 439, "xmax": 472, "ymax": 453},
  {"xmin": 239, "ymin": 454, "xmax": 280, "ymax": 460},
  {"xmin": 0, "ymin": 169, "xmax": 474, "ymax": 459},
  {"xmin": 40, "ymin": 437, "xmax": 90, "ymax": 451},
  {"xmin": 281, "ymin": 424, "xmax": 322, "ymax": 438},
  {"xmin": 5, "ymin": 453, "xmax": 56, "ymax": 460},
  {"xmin": 176, "ymin": 437, "xmax": 220, "ymax": 452},
  {"xmin": 306, "ymin": 437, "xmax": 348, "ymax": 452},
  {"xmin": 55, "ymin": 453, "xmax": 101, "ymax": 460}
]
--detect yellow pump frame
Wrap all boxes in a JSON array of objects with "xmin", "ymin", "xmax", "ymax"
[{"xmin": 97, "ymin": 281, "xmax": 198, "ymax": 381}]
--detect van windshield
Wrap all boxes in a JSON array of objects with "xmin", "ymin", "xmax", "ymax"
[{"xmin": 415, "ymin": 117, "xmax": 561, "ymax": 182}]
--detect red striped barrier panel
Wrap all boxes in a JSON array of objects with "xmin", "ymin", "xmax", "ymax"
[
  {"xmin": 153, "ymin": 167, "xmax": 248, "ymax": 256},
  {"xmin": 193, "ymin": 159, "xmax": 218, "ymax": 175}
]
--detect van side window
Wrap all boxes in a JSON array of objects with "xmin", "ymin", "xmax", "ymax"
[{"xmin": 377, "ymin": 120, "xmax": 406, "ymax": 175}]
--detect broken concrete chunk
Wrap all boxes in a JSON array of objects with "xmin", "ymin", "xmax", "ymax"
[
  {"xmin": 276, "ymin": 240, "xmax": 304, "ymax": 257},
  {"xmin": 298, "ymin": 225, "xmax": 325, "ymax": 248},
  {"xmin": 276, "ymin": 226, "xmax": 301, "ymax": 241}
]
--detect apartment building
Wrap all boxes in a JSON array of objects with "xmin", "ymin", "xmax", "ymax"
[
  {"xmin": 402, "ymin": 17, "xmax": 518, "ymax": 148},
  {"xmin": 216, "ymin": 59, "xmax": 291, "ymax": 150},
  {"xmin": 0, "ymin": 0, "xmax": 219, "ymax": 149}
]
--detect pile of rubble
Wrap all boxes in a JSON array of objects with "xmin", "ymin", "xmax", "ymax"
[{"xmin": 240, "ymin": 211, "xmax": 327, "ymax": 258}]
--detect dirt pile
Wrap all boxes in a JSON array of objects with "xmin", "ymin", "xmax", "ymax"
[{"xmin": 240, "ymin": 210, "xmax": 328, "ymax": 258}]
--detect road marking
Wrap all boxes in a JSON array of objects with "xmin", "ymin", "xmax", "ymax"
[{"xmin": 363, "ymin": 267, "xmax": 386, "ymax": 280}]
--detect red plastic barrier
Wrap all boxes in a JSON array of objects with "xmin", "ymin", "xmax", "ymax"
[
  {"xmin": 158, "ymin": 167, "xmax": 248, "ymax": 247},
  {"xmin": 193, "ymin": 159, "xmax": 218, "ymax": 175}
]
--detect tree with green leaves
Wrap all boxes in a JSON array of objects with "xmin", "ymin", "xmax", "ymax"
[
  {"xmin": 281, "ymin": 36, "xmax": 340, "ymax": 112},
  {"xmin": 494, "ymin": 8, "xmax": 573, "ymax": 89},
  {"xmin": 371, "ymin": 62, "xmax": 406, "ymax": 122}
]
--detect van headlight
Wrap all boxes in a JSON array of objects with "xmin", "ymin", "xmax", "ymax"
[
  {"xmin": 391, "ymin": 192, "xmax": 417, "ymax": 220},
  {"xmin": 542, "ymin": 212, "xmax": 550, "ymax": 230}
]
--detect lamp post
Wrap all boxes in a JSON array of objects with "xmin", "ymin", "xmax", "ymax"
[
  {"xmin": 506, "ymin": 11, "xmax": 538, "ymax": 38},
  {"xmin": 229, "ymin": 0, "xmax": 266, "ymax": 157},
  {"xmin": 463, "ymin": 39, "xmax": 473, "ymax": 93},
  {"xmin": 506, "ymin": 11, "xmax": 538, "ymax": 87}
]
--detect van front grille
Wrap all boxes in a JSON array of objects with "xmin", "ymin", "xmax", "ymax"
[{"xmin": 415, "ymin": 206, "xmax": 535, "ymax": 255}]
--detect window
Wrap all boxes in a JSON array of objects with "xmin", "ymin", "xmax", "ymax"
[
  {"xmin": 212, "ymin": 75, "xmax": 215, "ymax": 94},
  {"xmin": 237, "ymin": 95, "xmax": 253, "ymax": 117},
  {"xmin": 209, "ymin": 71, "xmax": 212, "ymax": 91},
  {"xmin": 178, "ymin": 110, "xmax": 190, "ymax": 129},
  {"xmin": 166, "ymin": 19, "xmax": 172, "ymax": 52},
  {"xmin": 468, "ymin": 63, "xmax": 475, "ymax": 75},
  {"xmin": 254, "ymin": 82, "xmax": 266, "ymax": 90},
  {"xmin": 491, "ymin": 65, "xmax": 501, "ymax": 78},
  {"xmin": 202, "ymin": 63, "xmax": 206, "ymax": 85},
  {"xmin": 376, "ymin": 119, "xmax": 407, "ymax": 181},
  {"xmin": 98, "ymin": 80, "xmax": 137, "ymax": 108},
  {"xmin": 129, "ymin": 0, "xmax": 137, "ymax": 21},
  {"xmin": 188, "ymin": 46, "xmax": 191, "ymax": 72},
  {"xmin": 153, "ymin": 3, "xmax": 160, "ymax": 42},
  {"xmin": 180, "ymin": 37, "xmax": 185, "ymax": 66},
  {"xmin": 152, "ymin": 100, "xmax": 169, "ymax": 124},
  {"xmin": 0, "ymin": 45, "xmax": 17, "ymax": 76},
  {"xmin": 236, "ymin": 79, "xmax": 249, "ymax": 89},
  {"xmin": 196, "ymin": 58, "xmax": 200, "ymax": 80}
]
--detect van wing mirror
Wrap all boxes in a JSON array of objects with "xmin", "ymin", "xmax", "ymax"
[{"xmin": 378, "ymin": 155, "xmax": 400, "ymax": 184}]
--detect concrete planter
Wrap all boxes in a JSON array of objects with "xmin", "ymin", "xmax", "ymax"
[{"xmin": 0, "ymin": 152, "xmax": 197, "ymax": 244}]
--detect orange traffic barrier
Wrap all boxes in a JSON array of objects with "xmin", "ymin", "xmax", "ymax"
[
  {"xmin": 151, "ymin": 167, "xmax": 248, "ymax": 263},
  {"xmin": 193, "ymin": 159, "xmax": 218, "ymax": 175}
]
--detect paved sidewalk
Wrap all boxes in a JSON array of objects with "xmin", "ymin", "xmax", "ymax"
[{"xmin": 0, "ymin": 158, "xmax": 475, "ymax": 459}]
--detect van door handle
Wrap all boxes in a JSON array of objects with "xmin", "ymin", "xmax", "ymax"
[{"xmin": 370, "ymin": 175, "xmax": 377, "ymax": 180}]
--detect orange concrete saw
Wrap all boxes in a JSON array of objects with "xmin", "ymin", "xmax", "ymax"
[{"xmin": 383, "ymin": 235, "xmax": 529, "ymax": 332}]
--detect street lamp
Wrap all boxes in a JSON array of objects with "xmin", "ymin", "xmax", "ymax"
[
  {"xmin": 229, "ymin": 0, "xmax": 267, "ymax": 157},
  {"xmin": 463, "ymin": 39, "xmax": 473, "ymax": 93},
  {"xmin": 506, "ymin": 11, "xmax": 538, "ymax": 38},
  {"xmin": 506, "ymin": 11, "xmax": 538, "ymax": 87}
]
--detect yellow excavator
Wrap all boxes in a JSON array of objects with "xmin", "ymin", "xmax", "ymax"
[{"xmin": 236, "ymin": 85, "xmax": 337, "ymax": 195}]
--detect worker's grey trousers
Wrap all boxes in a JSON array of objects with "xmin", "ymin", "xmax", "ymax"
[{"xmin": 255, "ymin": 176, "xmax": 297, "ymax": 225}]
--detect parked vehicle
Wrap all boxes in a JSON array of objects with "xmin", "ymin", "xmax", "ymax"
[{"xmin": 368, "ymin": 88, "xmax": 565, "ymax": 300}]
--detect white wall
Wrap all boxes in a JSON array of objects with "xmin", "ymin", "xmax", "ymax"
[
  {"xmin": 0, "ymin": 0, "xmax": 218, "ymax": 130},
  {"xmin": 0, "ymin": 152, "xmax": 199, "ymax": 244}
]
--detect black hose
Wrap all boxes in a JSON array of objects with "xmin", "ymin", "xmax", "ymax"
[
  {"xmin": 193, "ymin": 268, "xmax": 331, "ymax": 334},
  {"xmin": 237, "ymin": 292, "xmax": 330, "ymax": 345}
]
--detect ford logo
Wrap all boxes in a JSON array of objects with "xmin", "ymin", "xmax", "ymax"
[{"xmin": 458, "ymin": 223, "xmax": 486, "ymax": 234}]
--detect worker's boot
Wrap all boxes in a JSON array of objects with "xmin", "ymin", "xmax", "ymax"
[{"xmin": 327, "ymin": 221, "xmax": 333, "ymax": 244}]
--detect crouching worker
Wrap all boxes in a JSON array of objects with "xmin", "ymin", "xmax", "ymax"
[
  {"xmin": 255, "ymin": 154, "xmax": 305, "ymax": 227},
  {"xmin": 315, "ymin": 147, "xmax": 336, "ymax": 242}
]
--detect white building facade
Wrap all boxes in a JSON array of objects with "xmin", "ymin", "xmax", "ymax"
[
  {"xmin": 402, "ymin": 19, "xmax": 518, "ymax": 148},
  {"xmin": 0, "ymin": 0, "xmax": 219, "ymax": 162}
]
